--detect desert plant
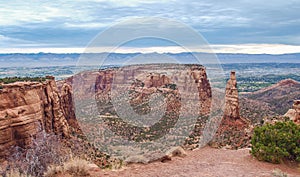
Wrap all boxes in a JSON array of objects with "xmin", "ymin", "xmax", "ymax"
[
  {"xmin": 1, "ymin": 169, "xmax": 31, "ymax": 177},
  {"xmin": 6, "ymin": 131, "xmax": 72, "ymax": 177},
  {"xmin": 0, "ymin": 76, "xmax": 46, "ymax": 84},
  {"xmin": 272, "ymin": 168, "xmax": 288, "ymax": 177},
  {"xmin": 251, "ymin": 121, "xmax": 300, "ymax": 163},
  {"xmin": 44, "ymin": 158, "xmax": 90, "ymax": 177}
]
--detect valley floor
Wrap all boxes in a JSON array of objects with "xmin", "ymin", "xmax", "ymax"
[{"xmin": 90, "ymin": 146, "xmax": 300, "ymax": 177}]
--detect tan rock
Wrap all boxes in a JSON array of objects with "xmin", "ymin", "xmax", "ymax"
[{"xmin": 284, "ymin": 100, "xmax": 300, "ymax": 124}]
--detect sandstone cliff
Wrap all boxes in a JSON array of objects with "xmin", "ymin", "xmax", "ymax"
[
  {"xmin": 71, "ymin": 64, "xmax": 212, "ymax": 116},
  {"xmin": 0, "ymin": 77, "xmax": 74, "ymax": 157},
  {"xmin": 71, "ymin": 64, "xmax": 213, "ymax": 155},
  {"xmin": 0, "ymin": 65, "xmax": 255, "ymax": 160}
]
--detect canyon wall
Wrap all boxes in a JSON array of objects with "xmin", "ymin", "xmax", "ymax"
[
  {"xmin": 0, "ymin": 65, "xmax": 254, "ymax": 158},
  {"xmin": 0, "ymin": 77, "xmax": 74, "ymax": 157},
  {"xmin": 72, "ymin": 64, "xmax": 212, "ymax": 116}
]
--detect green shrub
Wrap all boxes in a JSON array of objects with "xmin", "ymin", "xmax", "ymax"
[
  {"xmin": 251, "ymin": 121, "xmax": 300, "ymax": 163},
  {"xmin": 0, "ymin": 76, "xmax": 46, "ymax": 84}
]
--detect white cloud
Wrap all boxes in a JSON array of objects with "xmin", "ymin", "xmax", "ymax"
[
  {"xmin": 0, "ymin": 1, "xmax": 94, "ymax": 26},
  {"xmin": 0, "ymin": 0, "xmax": 299, "ymax": 49},
  {"xmin": 209, "ymin": 44, "xmax": 300, "ymax": 54},
  {"xmin": 64, "ymin": 22, "xmax": 111, "ymax": 29},
  {"xmin": 0, "ymin": 44, "xmax": 299, "ymax": 54},
  {"xmin": 0, "ymin": 34, "xmax": 34, "ymax": 45},
  {"xmin": 81, "ymin": 0, "xmax": 173, "ymax": 7}
]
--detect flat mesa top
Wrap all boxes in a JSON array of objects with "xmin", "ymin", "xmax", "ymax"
[{"xmin": 98, "ymin": 63, "xmax": 205, "ymax": 71}]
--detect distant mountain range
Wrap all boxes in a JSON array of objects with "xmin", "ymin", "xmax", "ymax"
[{"xmin": 0, "ymin": 53, "xmax": 299, "ymax": 67}]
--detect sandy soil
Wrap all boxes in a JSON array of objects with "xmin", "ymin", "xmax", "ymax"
[{"xmin": 90, "ymin": 146, "xmax": 300, "ymax": 177}]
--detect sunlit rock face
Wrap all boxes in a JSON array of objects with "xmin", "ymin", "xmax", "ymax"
[
  {"xmin": 0, "ymin": 77, "xmax": 74, "ymax": 157},
  {"xmin": 210, "ymin": 71, "xmax": 251, "ymax": 149},
  {"xmin": 71, "ymin": 63, "xmax": 213, "ymax": 156},
  {"xmin": 71, "ymin": 64, "xmax": 212, "ymax": 117},
  {"xmin": 284, "ymin": 100, "xmax": 300, "ymax": 124},
  {"xmin": 224, "ymin": 71, "xmax": 240, "ymax": 120}
]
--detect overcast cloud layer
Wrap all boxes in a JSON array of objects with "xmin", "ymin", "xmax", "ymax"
[{"xmin": 1, "ymin": 0, "xmax": 300, "ymax": 54}]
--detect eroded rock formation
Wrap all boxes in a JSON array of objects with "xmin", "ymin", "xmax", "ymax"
[
  {"xmin": 224, "ymin": 71, "xmax": 240, "ymax": 120},
  {"xmin": 72, "ymin": 64, "xmax": 213, "ymax": 156},
  {"xmin": 0, "ymin": 65, "xmax": 256, "ymax": 160},
  {"xmin": 0, "ymin": 77, "xmax": 75, "ymax": 157},
  {"xmin": 210, "ymin": 71, "xmax": 251, "ymax": 149},
  {"xmin": 72, "ymin": 64, "xmax": 212, "ymax": 116},
  {"xmin": 284, "ymin": 100, "xmax": 300, "ymax": 124}
]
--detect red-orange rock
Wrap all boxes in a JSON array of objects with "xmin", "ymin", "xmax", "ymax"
[
  {"xmin": 0, "ymin": 77, "xmax": 72, "ymax": 157},
  {"xmin": 224, "ymin": 71, "xmax": 240, "ymax": 120},
  {"xmin": 210, "ymin": 71, "xmax": 250, "ymax": 149}
]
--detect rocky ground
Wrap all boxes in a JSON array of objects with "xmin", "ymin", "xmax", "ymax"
[{"xmin": 89, "ymin": 146, "xmax": 300, "ymax": 177}]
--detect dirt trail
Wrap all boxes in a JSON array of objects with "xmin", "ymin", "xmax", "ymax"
[{"xmin": 90, "ymin": 146, "xmax": 300, "ymax": 177}]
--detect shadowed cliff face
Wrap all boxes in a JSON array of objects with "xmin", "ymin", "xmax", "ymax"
[{"xmin": 0, "ymin": 77, "xmax": 74, "ymax": 157}]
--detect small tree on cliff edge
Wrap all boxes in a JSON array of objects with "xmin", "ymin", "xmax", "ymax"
[{"xmin": 251, "ymin": 121, "xmax": 300, "ymax": 164}]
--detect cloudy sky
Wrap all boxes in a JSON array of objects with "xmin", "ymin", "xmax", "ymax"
[{"xmin": 1, "ymin": 0, "xmax": 300, "ymax": 54}]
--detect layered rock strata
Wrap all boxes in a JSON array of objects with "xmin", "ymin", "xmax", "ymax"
[
  {"xmin": 210, "ymin": 71, "xmax": 251, "ymax": 149},
  {"xmin": 0, "ymin": 77, "xmax": 74, "ymax": 157}
]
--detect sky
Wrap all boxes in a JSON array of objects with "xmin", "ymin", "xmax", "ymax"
[{"xmin": 1, "ymin": 0, "xmax": 300, "ymax": 54}]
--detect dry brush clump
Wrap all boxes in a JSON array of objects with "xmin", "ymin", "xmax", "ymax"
[
  {"xmin": 1, "ymin": 169, "xmax": 31, "ymax": 177},
  {"xmin": 2, "ymin": 131, "xmax": 72, "ymax": 177},
  {"xmin": 1, "ymin": 130, "xmax": 120, "ymax": 177},
  {"xmin": 44, "ymin": 158, "xmax": 90, "ymax": 177}
]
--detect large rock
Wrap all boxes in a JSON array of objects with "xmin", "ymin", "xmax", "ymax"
[
  {"xmin": 210, "ymin": 71, "xmax": 251, "ymax": 149},
  {"xmin": 224, "ymin": 71, "xmax": 240, "ymax": 120},
  {"xmin": 0, "ymin": 77, "xmax": 74, "ymax": 157},
  {"xmin": 284, "ymin": 100, "xmax": 300, "ymax": 124}
]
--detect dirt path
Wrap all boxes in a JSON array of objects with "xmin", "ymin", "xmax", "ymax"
[{"xmin": 90, "ymin": 147, "xmax": 300, "ymax": 177}]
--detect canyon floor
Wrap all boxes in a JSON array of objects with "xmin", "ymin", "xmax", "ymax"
[{"xmin": 89, "ymin": 146, "xmax": 300, "ymax": 177}]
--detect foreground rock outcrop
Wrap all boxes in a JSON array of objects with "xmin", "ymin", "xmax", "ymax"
[
  {"xmin": 284, "ymin": 100, "xmax": 300, "ymax": 124},
  {"xmin": 0, "ymin": 77, "xmax": 75, "ymax": 157}
]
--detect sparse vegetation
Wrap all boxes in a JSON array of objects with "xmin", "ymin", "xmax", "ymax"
[
  {"xmin": 272, "ymin": 168, "xmax": 288, "ymax": 177},
  {"xmin": 0, "ymin": 76, "xmax": 46, "ymax": 84},
  {"xmin": 1, "ymin": 169, "xmax": 31, "ymax": 177},
  {"xmin": 251, "ymin": 121, "xmax": 300, "ymax": 164},
  {"xmin": 44, "ymin": 158, "xmax": 90, "ymax": 177},
  {"xmin": 3, "ymin": 132, "xmax": 71, "ymax": 177}
]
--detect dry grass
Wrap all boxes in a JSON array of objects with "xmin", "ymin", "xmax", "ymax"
[
  {"xmin": 272, "ymin": 169, "xmax": 288, "ymax": 177},
  {"xmin": 44, "ymin": 158, "xmax": 90, "ymax": 177},
  {"xmin": 1, "ymin": 169, "xmax": 31, "ymax": 177}
]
